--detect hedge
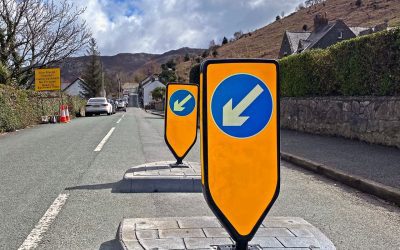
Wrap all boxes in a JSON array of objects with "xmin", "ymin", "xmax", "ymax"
[
  {"xmin": 0, "ymin": 85, "xmax": 86, "ymax": 133},
  {"xmin": 280, "ymin": 28, "xmax": 400, "ymax": 97}
]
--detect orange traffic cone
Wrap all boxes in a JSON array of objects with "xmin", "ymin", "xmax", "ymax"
[
  {"xmin": 60, "ymin": 105, "xmax": 67, "ymax": 123},
  {"xmin": 65, "ymin": 105, "xmax": 70, "ymax": 122}
]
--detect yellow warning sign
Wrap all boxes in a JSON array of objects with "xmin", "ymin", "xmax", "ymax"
[
  {"xmin": 165, "ymin": 83, "xmax": 199, "ymax": 163},
  {"xmin": 200, "ymin": 59, "xmax": 280, "ymax": 244},
  {"xmin": 35, "ymin": 68, "xmax": 61, "ymax": 91}
]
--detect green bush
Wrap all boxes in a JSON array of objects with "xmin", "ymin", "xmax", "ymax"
[
  {"xmin": 189, "ymin": 64, "xmax": 200, "ymax": 85},
  {"xmin": 0, "ymin": 85, "xmax": 86, "ymax": 133},
  {"xmin": 280, "ymin": 28, "xmax": 400, "ymax": 97}
]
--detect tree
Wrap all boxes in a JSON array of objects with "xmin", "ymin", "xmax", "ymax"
[
  {"xmin": 159, "ymin": 59, "xmax": 177, "ymax": 84},
  {"xmin": 201, "ymin": 50, "xmax": 209, "ymax": 58},
  {"xmin": 189, "ymin": 64, "xmax": 200, "ymax": 85},
  {"xmin": 104, "ymin": 73, "xmax": 119, "ymax": 97},
  {"xmin": 151, "ymin": 86, "xmax": 165, "ymax": 101},
  {"xmin": 184, "ymin": 53, "xmax": 190, "ymax": 62},
  {"xmin": 81, "ymin": 38, "xmax": 102, "ymax": 98},
  {"xmin": 222, "ymin": 37, "xmax": 228, "ymax": 45},
  {"xmin": 233, "ymin": 31, "xmax": 243, "ymax": 40},
  {"xmin": 0, "ymin": 0, "xmax": 91, "ymax": 87},
  {"xmin": 296, "ymin": 3, "xmax": 305, "ymax": 11},
  {"xmin": 159, "ymin": 69, "xmax": 177, "ymax": 84},
  {"xmin": 209, "ymin": 40, "xmax": 216, "ymax": 48},
  {"xmin": 212, "ymin": 49, "xmax": 218, "ymax": 57},
  {"xmin": 165, "ymin": 59, "xmax": 176, "ymax": 70},
  {"xmin": 0, "ymin": 62, "xmax": 10, "ymax": 84},
  {"xmin": 355, "ymin": 0, "xmax": 362, "ymax": 7},
  {"xmin": 276, "ymin": 15, "xmax": 281, "ymax": 21}
]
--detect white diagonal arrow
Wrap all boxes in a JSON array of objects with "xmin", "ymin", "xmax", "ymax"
[
  {"xmin": 173, "ymin": 94, "xmax": 192, "ymax": 112},
  {"xmin": 222, "ymin": 84, "xmax": 264, "ymax": 126}
]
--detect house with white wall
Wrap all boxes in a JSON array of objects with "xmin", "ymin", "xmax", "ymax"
[
  {"xmin": 138, "ymin": 75, "xmax": 165, "ymax": 107},
  {"xmin": 62, "ymin": 78, "xmax": 88, "ymax": 98}
]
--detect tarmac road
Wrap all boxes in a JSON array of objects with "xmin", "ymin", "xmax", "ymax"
[{"xmin": 0, "ymin": 108, "xmax": 399, "ymax": 250}]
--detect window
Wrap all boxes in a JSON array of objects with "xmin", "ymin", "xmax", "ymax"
[{"xmin": 338, "ymin": 31, "xmax": 343, "ymax": 39}]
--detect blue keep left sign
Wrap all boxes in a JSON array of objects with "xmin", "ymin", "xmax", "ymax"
[
  {"xmin": 169, "ymin": 89, "xmax": 196, "ymax": 116},
  {"xmin": 211, "ymin": 73, "xmax": 273, "ymax": 138}
]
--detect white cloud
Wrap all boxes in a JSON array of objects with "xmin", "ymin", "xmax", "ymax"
[{"xmin": 74, "ymin": 0, "xmax": 303, "ymax": 55}]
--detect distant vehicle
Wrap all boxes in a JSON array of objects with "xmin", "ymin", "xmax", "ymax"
[
  {"xmin": 85, "ymin": 97, "xmax": 113, "ymax": 116},
  {"xmin": 108, "ymin": 99, "xmax": 117, "ymax": 114},
  {"xmin": 116, "ymin": 99, "xmax": 127, "ymax": 112},
  {"xmin": 123, "ymin": 97, "xmax": 129, "ymax": 107}
]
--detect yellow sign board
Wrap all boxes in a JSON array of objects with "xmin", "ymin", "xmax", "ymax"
[
  {"xmin": 165, "ymin": 83, "xmax": 199, "ymax": 164},
  {"xmin": 200, "ymin": 59, "xmax": 280, "ymax": 246},
  {"xmin": 35, "ymin": 68, "xmax": 61, "ymax": 91}
]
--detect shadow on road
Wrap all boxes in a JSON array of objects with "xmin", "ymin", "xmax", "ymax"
[
  {"xmin": 99, "ymin": 239, "xmax": 122, "ymax": 250},
  {"xmin": 65, "ymin": 180, "xmax": 125, "ymax": 193},
  {"xmin": 144, "ymin": 116, "xmax": 164, "ymax": 120}
]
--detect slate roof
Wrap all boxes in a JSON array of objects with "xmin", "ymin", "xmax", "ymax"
[
  {"xmin": 301, "ymin": 22, "xmax": 336, "ymax": 51},
  {"xmin": 298, "ymin": 39, "xmax": 312, "ymax": 52},
  {"xmin": 286, "ymin": 31, "xmax": 311, "ymax": 53}
]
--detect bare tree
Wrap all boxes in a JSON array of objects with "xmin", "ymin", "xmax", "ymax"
[
  {"xmin": 0, "ymin": 0, "xmax": 91, "ymax": 87},
  {"xmin": 233, "ymin": 31, "xmax": 243, "ymax": 41},
  {"xmin": 208, "ymin": 39, "xmax": 216, "ymax": 49}
]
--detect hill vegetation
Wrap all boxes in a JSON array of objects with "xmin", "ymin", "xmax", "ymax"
[
  {"xmin": 177, "ymin": 0, "xmax": 400, "ymax": 82},
  {"xmin": 59, "ymin": 47, "xmax": 204, "ymax": 84}
]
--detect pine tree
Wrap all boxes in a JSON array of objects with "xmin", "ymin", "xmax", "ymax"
[
  {"xmin": 81, "ymin": 38, "xmax": 102, "ymax": 98},
  {"xmin": 222, "ymin": 37, "xmax": 228, "ymax": 45}
]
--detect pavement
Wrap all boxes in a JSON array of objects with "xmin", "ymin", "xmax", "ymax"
[
  {"xmin": 118, "ymin": 216, "xmax": 335, "ymax": 250},
  {"xmin": 0, "ymin": 108, "xmax": 399, "ymax": 249},
  {"xmin": 281, "ymin": 129, "xmax": 400, "ymax": 205},
  {"xmin": 146, "ymin": 109, "xmax": 400, "ymax": 205}
]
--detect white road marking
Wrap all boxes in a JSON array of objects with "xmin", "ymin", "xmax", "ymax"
[
  {"xmin": 94, "ymin": 127, "xmax": 115, "ymax": 152},
  {"xmin": 18, "ymin": 193, "xmax": 69, "ymax": 250},
  {"xmin": 117, "ymin": 114, "xmax": 125, "ymax": 123}
]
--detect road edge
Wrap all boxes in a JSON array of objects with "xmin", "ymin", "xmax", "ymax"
[
  {"xmin": 144, "ymin": 109, "xmax": 164, "ymax": 117},
  {"xmin": 281, "ymin": 152, "xmax": 400, "ymax": 206}
]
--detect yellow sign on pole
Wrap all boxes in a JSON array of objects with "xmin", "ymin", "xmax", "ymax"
[
  {"xmin": 200, "ymin": 59, "xmax": 280, "ymax": 248},
  {"xmin": 35, "ymin": 68, "xmax": 61, "ymax": 91},
  {"xmin": 165, "ymin": 83, "xmax": 199, "ymax": 164}
]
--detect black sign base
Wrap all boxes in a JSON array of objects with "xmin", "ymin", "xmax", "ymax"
[
  {"xmin": 213, "ymin": 244, "xmax": 262, "ymax": 250},
  {"xmin": 169, "ymin": 161, "xmax": 190, "ymax": 168}
]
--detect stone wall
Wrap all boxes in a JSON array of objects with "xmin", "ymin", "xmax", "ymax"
[{"xmin": 281, "ymin": 97, "xmax": 400, "ymax": 148}]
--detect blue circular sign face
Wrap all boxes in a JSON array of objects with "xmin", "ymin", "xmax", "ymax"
[
  {"xmin": 211, "ymin": 74, "xmax": 273, "ymax": 138},
  {"xmin": 169, "ymin": 89, "xmax": 196, "ymax": 116}
]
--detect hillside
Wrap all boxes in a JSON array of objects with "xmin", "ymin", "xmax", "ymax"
[
  {"xmin": 60, "ymin": 47, "xmax": 204, "ymax": 83},
  {"xmin": 177, "ymin": 0, "xmax": 400, "ymax": 81}
]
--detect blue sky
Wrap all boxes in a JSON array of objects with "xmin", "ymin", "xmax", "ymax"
[{"xmin": 73, "ymin": 0, "xmax": 304, "ymax": 55}]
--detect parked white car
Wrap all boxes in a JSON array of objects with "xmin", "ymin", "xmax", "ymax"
[{"xmin": 85, "ymin": 97, "xmax": 113, "ymax": 116}]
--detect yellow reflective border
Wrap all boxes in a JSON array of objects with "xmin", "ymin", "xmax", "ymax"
[
  {"xmin": 200, "ymin": 59, "xmax": 280, "ymax": 242},
  {"xmin": 165, "ymin": 83, "xmax": 199, "ymax": 162}
]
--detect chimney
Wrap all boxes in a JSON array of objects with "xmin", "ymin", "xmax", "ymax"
[{"xmin": 314, "ymin": 13, "xmax": 328, "ymax": 32}]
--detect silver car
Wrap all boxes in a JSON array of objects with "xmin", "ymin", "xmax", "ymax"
[
  {"xmin": 116, "ymin": 99, "xmax": 127, "ymax": 112},
  {"xmin": 85, "ymin": 97, "xmax": 113, "ymax": 116}
]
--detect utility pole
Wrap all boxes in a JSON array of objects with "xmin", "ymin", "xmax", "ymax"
[
  {"xmin": 101, "ymin": 71, "xmax": 105, "ymax": 97},
  {"xmin": 117, "ymin": 74, "xmax": 121, "ymax": 99}
]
